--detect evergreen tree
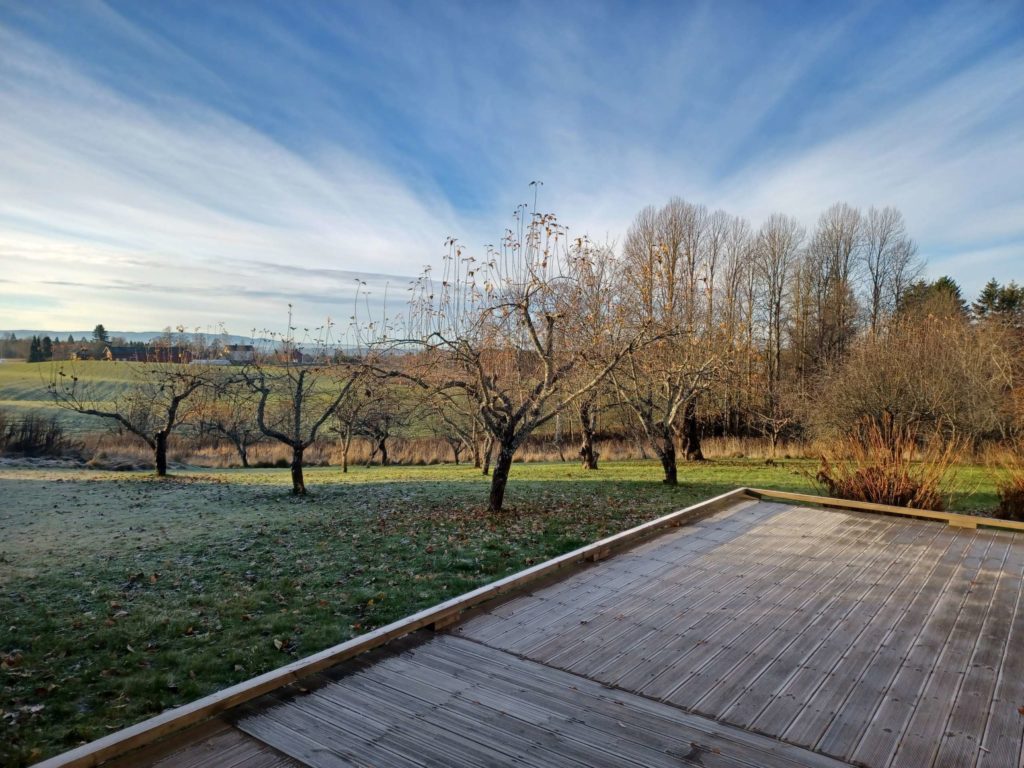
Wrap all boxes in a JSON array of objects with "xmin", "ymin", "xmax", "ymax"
[
  {"xmin": 28, "ymin": 336, "xmax": 44, "ymax": 363},
  {"xmin": 972, "ymin": 278, "xmax": 1001, "ymax": 319},
  {"xmin": 67, "ymin": 334, "xmax": 75, "ymax": 344},
  {"xmin": 973, "ymin": 279, "xmax": 1024, "ymax": 326},
  {"xmin": 92, "ymin": 324, "xmax": 109, "ymax": 343},
  {"xmin": 897, "ymin": 276, "xmax": 968, "ymax": 318},
  {"xmin": 41, "ymin": 336, "xmax": 53, "ymax": 360}
]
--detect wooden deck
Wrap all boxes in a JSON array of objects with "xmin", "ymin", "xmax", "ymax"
[{"xmin": 36, "ymin": 493, "xmax": 1024, "ymax": 768}]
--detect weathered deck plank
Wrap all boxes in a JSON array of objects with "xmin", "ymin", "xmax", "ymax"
[
  {"xmin": 808, "ymin": 527, "xmax": 963, "ymax": 757},
  {"xmin": 772, "ymin": 519, "xmax": 943, "ymax": 747},
  {"xmin": 133, "ymin": 723, "xmax": 301, "ymax": 768},
  {"xmin": 236, "ymin": 634, "xmax": 851, "ymax": 768},
  {"xmin": 849, "ymin": 531, "xmax": 996, "ymax": 767},
  {"xmin": 459, "ymin": 503, "xmax": 1024, "ymax": 768},
  {"xmin": 934, "ymin": 535, "xmax": 1023, "ymax": 768},
  {"xmin": 977, "ymin": 534, "xmax": 1024, "ymax": 768},
  {"xmin": 691, "ymin": 515, "xmax": 941, "ymax": 723}
]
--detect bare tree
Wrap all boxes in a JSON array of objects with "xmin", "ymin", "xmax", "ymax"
[
  {"xmin": 352, "ymin": 382, "xmax": 408, "ymax": 466},
  {"xmin": 424, "ymin": 389, "xmax": 485, "ymax": 466},
  {"xmin": 750, "ymin": 212, "xmax": 805, "ymax": 445},
  {"xmin": 613, "ymin": 199, "xmax": 721, "ymax": 483},
  {"xmin": 812, "ymin": 312, "xmax": 1014, "ymax": 446},
  {"xmin": 49, "ymin": 363, "xmax": 208, "ymax": 475},
  {"xmin": 243, "ymin": 326, "xmax": 363, "ymax": 494},
  {"xmin": 806, "ymin": 202, "xmax": 863, "ymax": 366},
  {"xmin": 198, "ymin": 374, "xmax": 265, "ymax": 467},
  {"xmin": 329, "ymin": 386, "xmax": 375, "ymax": 473},
  {"xmin": 862, "ymin": 206, "xmax": 920, "ymax": 333},
  {"xmin": 382, "ymin": 205, "xmax": 638, "ymax": 511}
]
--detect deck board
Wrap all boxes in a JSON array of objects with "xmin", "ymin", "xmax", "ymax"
[
  {"xmin": 235, "ymin": 634, "xmax": 850, "ymax": 768},
  {"xmin": 457, "ymin": 503, "xmax": 1024, "ymax": 768},
  {"xmin": 128, "ymin": 723, "xmax": 302, "ymax": 768}
]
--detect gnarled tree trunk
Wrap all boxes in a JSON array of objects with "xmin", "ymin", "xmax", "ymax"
[
  {"xmin": 681, "ymin": 399, "xmax": 704, "ymax": 461},
  {"xmin": 488, "ymin": 442, "xmax": 515, "ymax": 512},
  {"xmin": 578, "ymin": 400, "xmax": 599, "ymax": 470},
  {"xmin": 155, "ymin": 432, "xmax": 169, "ymax": 476},
  {"xmin": 290, "ymin": 445, "xmax": 306, "ymax": 495},
  {"xmin": 481, "ymin": 435, "xmax": 494, "ymax": 476},
  {"xmin": 658, "ymin": 431, "xmax": 677, "ymax": 485}
]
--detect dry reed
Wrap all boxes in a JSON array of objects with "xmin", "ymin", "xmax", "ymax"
[{"xmin": 815, "ymin": 417, "xmax": 961, "ymax": 510}]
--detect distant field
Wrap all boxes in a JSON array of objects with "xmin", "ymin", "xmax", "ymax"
[
  {"xmin": 0, "ymin": 361, "xmax": 139, "ymax": 431},
  {"xmin": 0, "ymin": 458, "xmax": 1005, "ymax": 765}
]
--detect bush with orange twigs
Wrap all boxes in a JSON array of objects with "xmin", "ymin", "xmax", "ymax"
[{"xmin": 815, "ymin": 415, "xmax": 961, "ymax": 510}]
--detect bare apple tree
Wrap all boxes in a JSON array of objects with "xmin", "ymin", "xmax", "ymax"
[
  {"xmin": 382, "ymin": 204, "xmax": 639, "ymax": 511},
  {"xmin": 611, "ymin": 199, "xmax": 722, "ymax": 485},
  {"xmin": 242, "ymin": 321, "xmax": 364, "ymax": 494},
  {"xmin": 49, "ymin": 362, "xmax": 209, "ymax": 476}
]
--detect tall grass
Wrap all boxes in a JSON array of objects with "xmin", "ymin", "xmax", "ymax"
[
  {"xmin": 70, "ymin": 432, "xmax": 822, "ymax": 471},
  {"xmin": 815, "ymin": 417, "xmax": 962, "ymax": 510},
  {"xmin": 987, "ymin": 444, "xmax": 1024, "ymax": 521},
  {"xmin": 0, "ymin": 408, "xmax": 75, "ymax": 457}
]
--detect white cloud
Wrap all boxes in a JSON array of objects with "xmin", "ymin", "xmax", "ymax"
[
  {"xmin": 1, "ymin": 2, "xmax": 1022, "ymax": 333},
  {"xmin": 0, "ymin": 25, "xmax": 455, "ymax": 332}
]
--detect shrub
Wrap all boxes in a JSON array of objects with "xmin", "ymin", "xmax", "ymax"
[
  {"xmin": 815, "ymin": 416, "xmax": 960, "ymax": 510},
  {"xmin": 995, "ymin": 474, "xmax": 1024, "ymax": 521},
  {"xmin": 993, "ymin": 450, "xmax": 1024, "ymax": 521},
  {"xmin": 0, "ymin": 408, "xmax": 75, "ymax": 457}
]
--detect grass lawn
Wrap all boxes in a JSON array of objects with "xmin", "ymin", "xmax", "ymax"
[{"xmin": 0, "ymin": 458, "xmax": 1005, "ymax": 765}]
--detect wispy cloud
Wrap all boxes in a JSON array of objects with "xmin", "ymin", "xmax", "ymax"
[{"xmin": 0, "ymin": 0, "xmax": 1022, "ymax": 333}]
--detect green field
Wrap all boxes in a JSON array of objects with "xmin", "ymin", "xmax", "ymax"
[
  {"xmin": 0, "ymin": 361, "xmax": 139, "ymax": 432},
  {"xmin": 0, "ymin": 458, "xmax": 1006, "ymax": 765}
]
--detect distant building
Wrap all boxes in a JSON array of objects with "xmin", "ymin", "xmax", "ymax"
[
  {"xmin": 103, "ymin": 345, "xmax": 145, "ymax": 362},
  {"xmin": 223, "ymin": 343, "xmax": 256, "ymax": 364},
  {"xmin": 102, "ymin": 345, "xmax": 193, "ymax": 363}
]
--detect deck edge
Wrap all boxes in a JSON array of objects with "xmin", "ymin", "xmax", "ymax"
[{"xmin": 746, "ymin": 487, "xmax": 1024, "ymax": 532}]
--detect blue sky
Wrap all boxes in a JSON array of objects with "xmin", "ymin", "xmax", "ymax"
[{"xmin": 1, "ymin": 0, "xmax": 1022, "ymax": 333}]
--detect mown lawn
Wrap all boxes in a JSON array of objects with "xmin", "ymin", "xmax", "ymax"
[{"xmin": 0, "ymin": 458, "xmax": 1005, "ymax": 765}]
